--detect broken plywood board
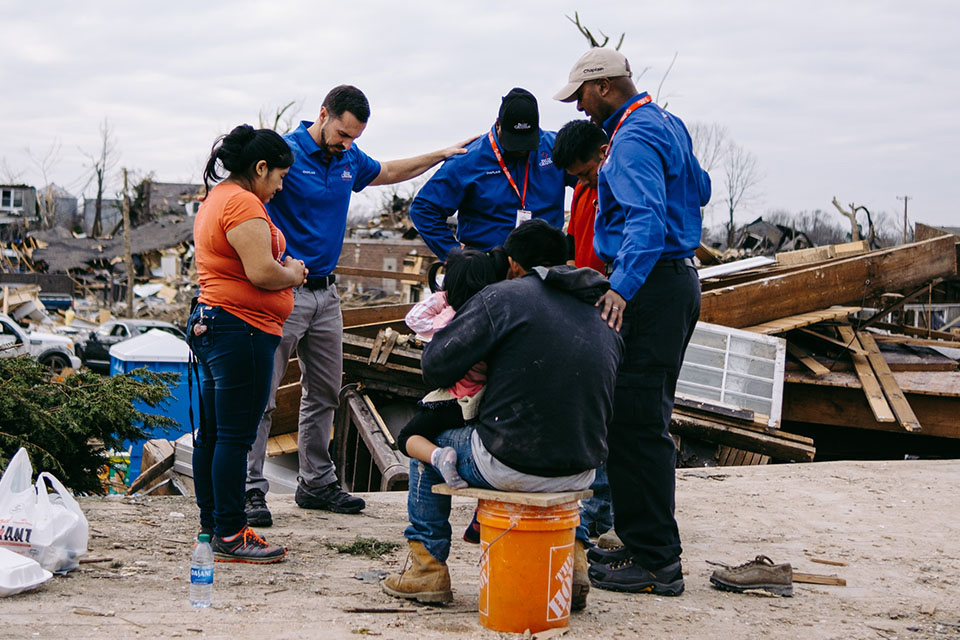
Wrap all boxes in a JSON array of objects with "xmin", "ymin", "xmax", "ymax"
[
  {"xmin": 700, "ymin": 235, "xmax": 958, "ymax": 328},
  {"xmin": 697, "ymin": 256, "xmax": 776, "ymax": 280},
  {"xmin": 745, "ymin": 306, "xmax": 860, "ymax": 335},
  {"xmin": 677, "ymin": 322, "xmax": 786, "ymax": 427},
  {"xmin": 836, "ymin": 325, "xmax": 896, "ymax": 423},
  {"xmin": 670, "ymin": 411, "xmax": 815, "ymax": 461},
  {"xmin": 857, "ymin": 331, "xmax": 922, "ymax": 432}
]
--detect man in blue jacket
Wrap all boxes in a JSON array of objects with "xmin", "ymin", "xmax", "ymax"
[
  {"xmin": 244, "ymin": 85, "xmax": 472, "ymax": 526},
  {"xmin": 554, "ymin": 48, "xmax": 711, "ymax": 596},
  {"xmin": 409, "ymin": 88, "xmax": 574, "ymax": 259}
]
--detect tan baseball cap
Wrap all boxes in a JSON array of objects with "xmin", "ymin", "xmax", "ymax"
[{"xmin": 553, "ymin": 48, "xmax": 633, "ymax": 103}]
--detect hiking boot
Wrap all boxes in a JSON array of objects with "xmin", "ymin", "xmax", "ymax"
[
  {"xmin": 709, "ymin": 555, "xmax": 793, "ymax": 596},
  {"xmin": 295, "ymin": 481, "xmax": 365, "ymax": 514},
  {"xmin": 589, "ymin": 557, "xmax": 685, "ymax": 596},
  {"xmin": 244, "ymin": 488, "xmax": 272, "ymax": 527},
  {"xmin": 587, "ymin": 544, "xmax": 630, "ymax": 565},
  {"xmin": 211, "ymin": 526, "xmax": 286, "ymax": 564},
  {"xmin": 597, "ymin": 529, "xmax": 623, "ymax": 549},
  {"xmin": 572, "ymin": 540, "xmax": 590, "ymax": 612},
  {"xmin": 381, "ymin": 540, "xmax": 453, "ymax": 604},
  {"xmin": 462, "ymin": 507, "xmax": 480, "ymax": 544}
]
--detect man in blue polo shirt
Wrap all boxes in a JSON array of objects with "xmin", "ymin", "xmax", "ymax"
[
  {"xmin": 245, "ymin": 85, "xmax": 472, "ymax": 525},
  {"xmin": 554, "ymin": 48, "xmax": 711, "ymax": 596},
  {"xmin": 409, "ymin": 88, "xmax": 574, "ymax": 260}
]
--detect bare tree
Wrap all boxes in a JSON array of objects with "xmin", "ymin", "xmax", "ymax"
[
  {"xmin": 0, "ymin": 157, "xmax": 24, "ymax": 184},
  {"xmin": 830, "ymin": 197, "xmax": 863, "ymax": 242},
  {"xmin": 688, "ymin": 122, "xmax": 728, "ymax": 174},
  {"xmin": 28, "ymin": 140, "xmax": 62, "ymax": 229},
  {"xmin": 258, "ymin": 100, "xmax": 303, "ymax": 134},
  {"xmin": 82, "ymin": 118, "xmax": 119, "ymax": 237},
  {"xmin": 723, "ymin": 142, "xmax": 763, "ymax": 247},
  {"xmin": 566, "ymin": 11, "xmax": 625, "ymax": 50}
]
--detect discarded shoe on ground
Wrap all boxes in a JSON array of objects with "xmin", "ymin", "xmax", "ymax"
[{"xmin": 709, "ymin": 555, "xmax": 793, "ymax": 597}]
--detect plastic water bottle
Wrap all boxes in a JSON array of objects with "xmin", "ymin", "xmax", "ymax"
[{"xmin": 190, "ymin": 533, "xmax": 214, "ymax": 608}]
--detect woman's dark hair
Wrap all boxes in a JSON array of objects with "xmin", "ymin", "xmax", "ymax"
[
  {"xmin": 442, "ymin": 248, "xmax": 506, "ymax": 311},
  {"xmin": 202, "ymin": 124, "xmax": 294, "ymax": 191}
]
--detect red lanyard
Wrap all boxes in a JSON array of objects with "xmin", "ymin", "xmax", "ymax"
[
  {"xmin": 488, "ymin": 129, "xmax": 530, "ymax": 208},
  {"xmin": 600, "ymin": 94, "xmax": 652, "ymax": 168}
]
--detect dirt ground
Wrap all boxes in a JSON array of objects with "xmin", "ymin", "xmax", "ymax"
[{"xmin": 3, "ymin": 459, "xmax": 959, "ymax": 640}]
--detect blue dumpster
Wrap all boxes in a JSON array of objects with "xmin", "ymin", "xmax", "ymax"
[{"xmin": 110, "ymin": 329, "xmax": 198, "ymax": 480}]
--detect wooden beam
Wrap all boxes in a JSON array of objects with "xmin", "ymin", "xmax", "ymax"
[
  {"xmin": 856, "ymin": 331, "xmax": 922, "ymax": 432},
  {"xmin": 670, "ymin": 412, "xmax": 815, "ymax": 462},
  {"xmin": 835, "ymin": 326, "xmax": 895, "ymax": 423},
  {"xmin": 786, "ymin": 342, "xmax": 830, "ymax": 376},
  {"xmin": 871, "ymin": 334, "xmax": 960, "ymax": 349},
  {"xmin": 342, "ymin": 304, "xmax": 414, "ymax": 328},
  {"xmin": 335, "ymin": 265, "xmax": 428, "ymax": 283},
  {"xmin": 699, "ymin": 235, "xmax": 958, "ymax": 328},
  {"xmin": 869, "ymin": 321, "xmax": 960, "ymax": 343}
]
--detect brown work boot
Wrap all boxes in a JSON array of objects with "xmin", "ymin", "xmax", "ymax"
[
  {"xmin": 381, "ymin": 540, "xmax": 453, "ymax": 604},
  {"xmin": 572, "ymin": 540, "xmax": 590, "ymax": 612},
  {"xmin": 597, "ymin": 529, "xmax": 622, "ymax": 549},
  {"xmin": 709, "ymin": 555, "xmax": 793, "ymax": 596}
]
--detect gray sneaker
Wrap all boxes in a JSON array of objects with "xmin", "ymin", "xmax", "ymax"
[
  {"xmin": 709, "ymin": 555, "xmax": 793, "ymax": 596},
  {"xmin": 245, "ymin": 488, "xmax": 272, "ymax": 527},
  {"xmin": 295, "ymin": 481, "xmax": 365, "ymax": 514}
]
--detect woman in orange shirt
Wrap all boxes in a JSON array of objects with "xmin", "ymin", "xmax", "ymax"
[{"xmin": 188, "ymin": 124, "xmax": 307, "ymax": 563}]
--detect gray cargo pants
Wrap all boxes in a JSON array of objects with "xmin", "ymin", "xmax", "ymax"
[{"xmin": 247, "ymin": 284, "xmax": 342, "ymax": 493}]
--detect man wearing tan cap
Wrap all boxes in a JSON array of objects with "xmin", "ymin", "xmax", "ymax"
[{"xmin": 554, "ymin": 48, "xmax": 712, "ymax": 597}]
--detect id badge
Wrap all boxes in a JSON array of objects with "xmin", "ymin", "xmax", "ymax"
[{"xmin": 515, "ymin": 209, "xmax": 532, "ymax": 227}]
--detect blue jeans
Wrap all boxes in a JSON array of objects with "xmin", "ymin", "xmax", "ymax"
[
  {"xmin": 404, "ymin": 427, "xmax": 494, "ymax": 562},
  {"xmin": 188, "ymin": 304, "xmax": 280, "ymax": 538},
  {"xmin": 576, "ymin": 464, "xmax": 613, "ymax": 544}
]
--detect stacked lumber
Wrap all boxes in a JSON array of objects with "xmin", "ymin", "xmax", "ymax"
[{"xmin": 700, "ymin": 232, "xmax": 960, "ymax": 458}]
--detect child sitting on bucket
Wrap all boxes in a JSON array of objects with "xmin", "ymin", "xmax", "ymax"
[{"xmin": 397, "ymin": 247, "xmax": 508, "ymax": 490}]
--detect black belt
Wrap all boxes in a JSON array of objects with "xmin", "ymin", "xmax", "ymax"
[
  {"xmin": 652, "ymin": 257, "xmax": 696, "ymax": 269},
  {"xmin": 303, "ymin": 274, "xmax": 337, "ymax": 290},
  {"xmin": 605, "ymin": 256, "xmax": 695, "ymax": 277}
]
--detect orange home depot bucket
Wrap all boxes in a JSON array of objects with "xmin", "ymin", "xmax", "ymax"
[{"xmin": 476, "ymin": 499, "xmax": 580, "ymax": 634}]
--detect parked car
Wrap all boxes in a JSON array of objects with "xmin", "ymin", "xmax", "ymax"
[
  {"xmin": 0, "ymin": 313, "xmax": 82, "ymax": 373},
  {"xmin": 76, "ymin": 319, "xmax": 186, "ymax": 372}
]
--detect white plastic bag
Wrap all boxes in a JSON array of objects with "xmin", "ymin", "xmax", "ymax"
[{"xmin": 0, "ymin": 448, "xmax": 89, "ymax": 574}]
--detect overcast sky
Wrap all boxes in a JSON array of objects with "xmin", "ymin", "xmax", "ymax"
[{"xmin": 2, "ymin": 0, "xmax": 957, "ymax": 231}]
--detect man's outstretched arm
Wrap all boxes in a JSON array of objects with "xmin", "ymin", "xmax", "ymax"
[{"xmin": 369, "ymin": 135, "xmax": 478, "ymax": 186}]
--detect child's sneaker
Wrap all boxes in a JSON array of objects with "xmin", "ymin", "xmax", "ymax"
[
  {"xmin": 211, "ymin": 526, "xmax": 286, "ymax": 564},
  {"xmin": 462, "ymin": 507, "xmax": 481, "ymax": 544}
]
